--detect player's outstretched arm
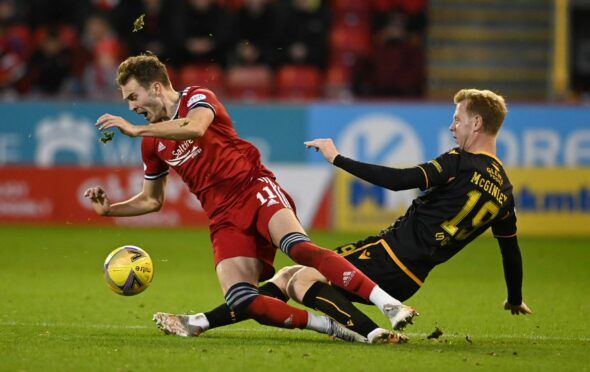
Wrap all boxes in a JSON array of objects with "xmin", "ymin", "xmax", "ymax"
[
  {"xmin": 304, "ymin": 138, "xmax": 427, "ymax": 191},
  {"xmin": 84, "ymin": 186, "xmax": 112, "ymax": 216},
  {"xmin": 96, "ymin": 107, "xmax": 214, "ymax": 141},
  {"xmin": 504, "ymin": 300, "xmax": 532, "ymax": 315},
  {"xmin": 496, "ymin": 235, "xmax": 532, "ymax": 315},
  {"xmin": 304, "ymin": 138, "xmax": 340, "ymax": 163},
  {"xmin": 83, "ymin": 177, "xmax": 167, "ymax": 217}
]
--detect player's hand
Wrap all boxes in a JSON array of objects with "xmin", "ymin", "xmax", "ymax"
[
  {"xmin": 503, "ymin": 300, "xmax": 532, "ymax": 315},
  {"xmin": 83, "ymin": 186, "xmax": 112, "ymax": 216},
  {"xmin": 96, "ymin": 114, "xmax": 140, "ymax": 137},
  {"xmin": 304, "ymin": 138, "xmax": 339, "ymax": 164}
]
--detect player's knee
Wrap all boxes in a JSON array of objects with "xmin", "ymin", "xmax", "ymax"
[
  {"xmin": 224, "ymin": 282, "xmax": 259, "ymax": 313},
  {"xmin": 269, "ymin": 265, "xmax": 305, "ymax": 292},
  {"xmin": 286, "ymin": 267, "xmax": 327, "ymax": 303}
]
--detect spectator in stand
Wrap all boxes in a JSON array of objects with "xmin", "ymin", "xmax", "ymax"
[
  {"xmin": 0, "ymin": 0, "xmax": 25, "ymax": 25},
  {"xmin": 82, "ymin": 39, "xmax": 121, "ymax": 100},
  {"xmin": 0, "ymin": 22, "xmax": 27, "ymax": 97},
  {"xmin": 176, "ymin": 0, "xmax": 233, "ymax": 67},
  {"xmin": 0, "ymin": 0, "xmax": 28, "ymax": 96},
  {"xmin": 113, "ymin": 0, "xmax": 179, "ymax": 64},
  {"xmin": 81, "ymin": 13, "xmax": 118, "ymax": 56},
  {"xmin": 353, "ymin": 8, "xmax": 425, "ymax": 97},
  {"xmin": 25, "ymin": 26, "xmax": 73, "ymax": 96},
  {"xmin": 79, "ymin": 12, "xmax": 123, "ymax": 99},
  {"xmin": 229, "ymin": 0, "xmax": 278, "ymax": 67},
  {"xmin": 276, "ymin": 0, "xmax": 329, "ymax": 69}
]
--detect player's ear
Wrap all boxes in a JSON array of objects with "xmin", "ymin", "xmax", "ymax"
[
  {"xmin": 472, "ymin": 114, "xmax": 484, "ymax": 132},
  {"xmin": 152, "ymin": 81, "xmax": 162, "ymax": 96}
]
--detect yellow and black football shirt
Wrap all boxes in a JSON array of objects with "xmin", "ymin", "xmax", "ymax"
[{"xmin": 334, "ymin": 147, "xmax": 517, "ymax": 277}]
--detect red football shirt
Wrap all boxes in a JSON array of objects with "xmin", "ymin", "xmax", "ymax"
[{"xmin": 141, "ymin": 86, "xmax": 275, "ymax": 217}]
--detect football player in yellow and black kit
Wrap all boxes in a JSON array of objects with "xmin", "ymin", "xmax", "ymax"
[{"xmin": 154, "ymin": 89, "xmax": 532, "ymax": 343}]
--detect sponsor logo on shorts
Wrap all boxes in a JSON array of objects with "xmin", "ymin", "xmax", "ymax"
[{"xmin": 358, "ymin": 250, "xmax": 371, "ymax": 260}]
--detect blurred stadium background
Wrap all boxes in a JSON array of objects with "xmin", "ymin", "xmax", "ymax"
[{"xmin": 0, "ymin": 0, "xmax": 588, "ymax": 235}]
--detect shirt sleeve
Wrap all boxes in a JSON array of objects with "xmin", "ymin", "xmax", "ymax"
[
  {"xmin": 491, "ymin": 197, "xmax": 518, "ymax": 238},
  {"xmin": 185, "ymin": 87, "xmax": 218, "ymax": 117},
  {"xmin": 497, "ymin": 236, "xmax": 523, "ymax": 305},
  {"xmin": 333, "ymin": 155, "xmax": 428, "ymax": 191},
  {"xmin": 415, "ymin": 148, "xmax": 462, "ymax": 190},
  {"xmin": 141, "ymin": 137, "xmax": 169, "ymax": 180},
  {"xmin": 332, "ymin": 148, "xmax": 463, "ymax": 192}
]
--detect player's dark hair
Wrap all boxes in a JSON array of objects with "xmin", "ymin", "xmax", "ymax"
[
  {"xmin": 116, "ymin": 51, "xmax": 172, "ymax": 89},
  {"xmin": 454, "ymin": 89, "xmax": 507, "ymax": 135}
]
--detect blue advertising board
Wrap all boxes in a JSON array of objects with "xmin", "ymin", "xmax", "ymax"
[
  {"xmin": 306, "ymin": 103, "xmax": 590, "ymax": 167},
  {"xmin": 0, "ymin": 101, "xmax": 588, "ymax": 167},
  {"xmin": 0, "ymin": 102, "xmax": 307, "ymax": 166}
]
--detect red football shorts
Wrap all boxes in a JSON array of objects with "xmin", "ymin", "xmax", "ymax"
[{"xmin": 209, "ymin": 177, "xmax": 296, "ymax": 281}]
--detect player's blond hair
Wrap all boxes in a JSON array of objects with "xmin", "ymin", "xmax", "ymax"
[
  {"xmin": 454, "ymin": 89, "xmax": 507, "ymax": 135},
  {"xmin": 116, "ymin": 52, "xmax": 172, "ymax": 89}
]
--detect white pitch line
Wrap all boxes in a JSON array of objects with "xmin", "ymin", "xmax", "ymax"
[{"xmin": 1, "ymin": 321, "xmax": 588, "ymax": 342}]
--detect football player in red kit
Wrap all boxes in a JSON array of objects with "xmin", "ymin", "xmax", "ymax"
[{"xmin": 84, "ymin": 53, "xmax": 414, "ymax": 344}]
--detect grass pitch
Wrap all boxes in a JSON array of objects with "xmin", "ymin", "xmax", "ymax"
[{"xmin": 1, "ymin": 225, "xmax": 589, "ymax": 371}]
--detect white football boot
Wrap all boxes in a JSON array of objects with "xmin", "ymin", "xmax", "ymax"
[
  {"xmin": 152, "ymin": 312, "xmax": 207, "ymax": 337},
  {"xmin": 324, "ymin": 317, "xmax": 368, "ymax": 343},
  {"xmin": 367, "ymin": 328, "xmax": 409, "ymax": 344},
  {"xmin": 383, "ymin": 304, "xmax": 419, "ymax": 331}
]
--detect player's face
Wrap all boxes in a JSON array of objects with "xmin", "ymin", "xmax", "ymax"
[
  {"xmin": 449, "ymin": 101, "xmax": 476, "ymax": 150},
  {"xmin": 121, "ymin": 78, "xmax": 165, "ymax": 123}
]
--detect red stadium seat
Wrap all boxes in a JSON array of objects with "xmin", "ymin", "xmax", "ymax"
[
  {"xmin": 276, "ymin": 65, "xmax": 323, "ymax": 100},
  {"xmin": 331, "ymin": 0, "xmax": 370, "ymax": 14},
  {"xmin": 371, "ymin": 0, "xmax": 427, "ymax": 14},
  {"xmin": 226, "ymin": 65, "xmax": 273, "ymax": 101},
  {"xmin": 324, "ymin": 64, "xmax": 352, "ymax": 99},
  {"xmin": 216, "ymin": 0, "xmax": 244, "ymax": 11},
  {"xmin": 5, "ymin": 24, "xmax": 33, "ymax": 57},
  {"xmin": 178, "ymin": 64, "xmax": 225, "ymax": 95},
  {"xmin": 330, "ymin": 24, "xmax": 372, "ymax": 58},
  {"xmin": 33, "ymin": 25, "xmax": 80, "ymax": 50},
  {"xmin": 329, "ymin": 24, "xmax": 372, "ymax": 75}
]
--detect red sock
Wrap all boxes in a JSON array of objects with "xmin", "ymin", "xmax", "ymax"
[
  {"xmin": 246, "ymin": 295, "xmax": 309, "ymax": 329},
  {"xmin": 289, "ymin": 241, "xmax": 376, "ymax": 300}
]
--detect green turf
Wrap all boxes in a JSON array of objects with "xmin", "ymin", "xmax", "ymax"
[{"xmin": 1, "ymin": 225, "xmax": 589, "ymax": 371}]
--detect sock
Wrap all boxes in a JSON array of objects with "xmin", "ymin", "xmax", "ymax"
[
  {"xmin": 203, "ymin": 304, "xmax": 234, "ymax": 330},
  {"xmin": 188, "ymin": 313, "xmax": 210, "ymax": 331},
  {"xmin": 226, "ymin": 282, "xmax": 308, "ymax": 329},
  {"xmin": 369, "ymin": 286, "xmax": 402, "ymax": 312},
  {"xmin": 302, "ymin": 282, "xmax": 378, "ymax": 337},
  {"xmin": 246, "ymin": 295, "xmax": 309, "ymax": 329},
  {"xmin": 203, "ymin": 282, "xmax": 289, "ymax": 330},
  {"xmin": 259, "ymin": 281, "xmax": 289, "ymax": 303},
  {"xmin": 305, "ymin": 312, "xmax": 331, "ymax": 333},
  {"xmin": 280, "ymin": 233, "xmax": 376, "ymax": 300}
]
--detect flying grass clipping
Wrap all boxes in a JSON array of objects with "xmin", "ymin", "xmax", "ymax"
[
  {"xmin": 99, "ymin": 14, "xmax": 145, "ymax": 145},
  {"xmin": 99, "ymin": 131, "xmax": 115, "ymax": 144},
  {"xmin": 133, "ymin": 14, "xmax": 145, "ymax": 32}
]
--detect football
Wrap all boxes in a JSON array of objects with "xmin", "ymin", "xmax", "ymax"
[{"xmin": 103, "ymin": 245, "xmax": 154, "ymax": 296}]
